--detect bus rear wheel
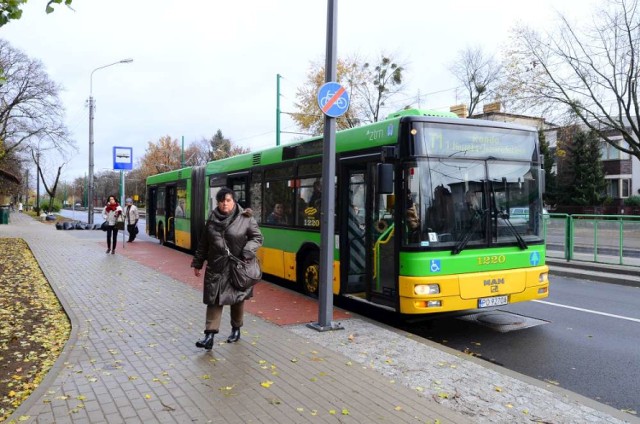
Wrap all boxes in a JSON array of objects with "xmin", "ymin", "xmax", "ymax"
[{"xmin": 300, "ymin": 252, "xmax": 319, "ymax": 297}]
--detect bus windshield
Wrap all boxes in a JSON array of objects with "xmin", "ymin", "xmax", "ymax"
[{"xmin": 403, "ymin": 123, "xmax": 544, "ymax": 250}]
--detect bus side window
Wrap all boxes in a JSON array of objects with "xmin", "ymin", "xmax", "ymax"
[{"xmin": 250, "ymin": 181, "xmax": 262, "ymax": 224}]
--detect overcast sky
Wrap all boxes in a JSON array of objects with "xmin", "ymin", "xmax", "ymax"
[{"xmin": 1, "ymin": 0, "xmax": 594, "ymax": 182}]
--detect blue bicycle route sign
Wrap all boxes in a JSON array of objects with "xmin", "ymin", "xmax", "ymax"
[{"xmin": 317, "ymin": 81, "xmax": 350, "ymax": 118}]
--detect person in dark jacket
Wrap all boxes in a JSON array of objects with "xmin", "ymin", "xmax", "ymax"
[{"xmin": 191, "ymin": 187, "xmax": 263, "ymax": 350}]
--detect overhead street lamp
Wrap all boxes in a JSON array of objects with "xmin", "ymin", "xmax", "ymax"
[{"xmin": 87, "ymin": 58, "xmax": 133, "ymax": 224}]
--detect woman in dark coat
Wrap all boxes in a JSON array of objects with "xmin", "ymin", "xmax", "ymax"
[{"xmin": 191, "ymin": 187, "xmax": 263, "ymax": 350}]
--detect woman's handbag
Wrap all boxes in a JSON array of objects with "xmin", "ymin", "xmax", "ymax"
[
  {"xmin": 228, "ymin": 255, "xmax": 262, "ymax": 291},
  {"xmin": 115, "ymin": 213, "xmax": 125, "ymax": 231},
  {"xmin": 101, "ymin": 221, "xmax": 108, "ymax": 231},
  {"xmin": 221, "ymin": 232, "xmax": 262, "ymax": 291}
]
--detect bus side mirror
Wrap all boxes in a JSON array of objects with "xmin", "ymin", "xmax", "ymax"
[
  {"xmin": 539, "ymin": 154, "xmax": 546, "ymax": 195},
  {"xmin": 377, "ymin": 163, "xmax": 394, "ymax": 194}
]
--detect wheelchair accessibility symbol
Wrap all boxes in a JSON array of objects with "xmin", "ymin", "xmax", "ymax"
[{"xmin": 430, "ymin": 259, "xmax": 441, "ymax": 273}]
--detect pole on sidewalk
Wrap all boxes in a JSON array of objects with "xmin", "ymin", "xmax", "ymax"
[
  {"xmin": 307, "ymin": 0, "xmax": 343, "ymax": 333},
  {"xmin": 121, "ymin": 171, "xmax": 126, "ymax": 249}
]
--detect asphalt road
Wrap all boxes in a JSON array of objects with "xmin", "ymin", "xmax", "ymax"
[{"xmin": 403, "ymin": 276, "xmax": 640, "ymax": 414}]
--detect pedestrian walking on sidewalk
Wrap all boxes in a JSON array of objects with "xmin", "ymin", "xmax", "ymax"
[
  {"xmin": 124, "ymin": 198, "xmax": 139, "ymax": 242},
  {"xmin": 102, "ymin": 195, "xmax": 123, "ymax": 254},
  {"xmin": 191, "ymin": 187, "xmax": 263, "ymax": 350}
]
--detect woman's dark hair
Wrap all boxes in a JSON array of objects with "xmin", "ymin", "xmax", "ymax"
[
  {"xmin": 216, "ymin": 187, "xmax": 236, "ymax": 203},
  {"xmin": 107, "ymin": 195, "xmax": 119, "ymax": 204}
]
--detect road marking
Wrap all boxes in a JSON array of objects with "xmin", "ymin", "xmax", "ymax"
[{"xmin": 534, "ymin": 300, "xmax": 640, "ymax": 323}]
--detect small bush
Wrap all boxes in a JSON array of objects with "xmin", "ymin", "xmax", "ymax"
[{"xmin": 624, "ymin": 196, "xmax": 640, "ymax": 207}]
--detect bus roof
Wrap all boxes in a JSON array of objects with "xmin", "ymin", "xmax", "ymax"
[
  {"xmin": 146, "ymin": 166, "xmax": 194, "ymax": 185},
  {"xmin": 198, "ymin": 108, "xmax": 538, "ymax": 174}
]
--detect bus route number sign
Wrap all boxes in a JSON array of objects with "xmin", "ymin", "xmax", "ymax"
[{"xmin": 317, "ymin": 82, "xmax": 350, "ymax": 118}]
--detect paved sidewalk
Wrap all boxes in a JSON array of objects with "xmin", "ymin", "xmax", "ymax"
[
  {"xmin": 1, "ymin": 213, "xmax": 468, "ymax": 424},
  {"xmin": 2, "ymin": 212, "xmax": 639, "ymax": 424}
]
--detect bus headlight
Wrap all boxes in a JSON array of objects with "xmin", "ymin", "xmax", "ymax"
[
  {"xmin": 539, "ymin": 272, "xmax": 548, "ymax": 283},
  {"xmin": 414, "ymin": 284, "xmax": 440, "ymax": 295}
]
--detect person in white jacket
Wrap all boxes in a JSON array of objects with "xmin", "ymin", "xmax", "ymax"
[
  {"xmin": 124, "ymin": 198, "xmax": 140, "ymax": 242},
  {"xmin": 102, "ymin": 195, "xmax": 123, "ymax": 254}
]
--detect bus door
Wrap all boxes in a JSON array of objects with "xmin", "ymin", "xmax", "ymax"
[
  {"xmin": 368, "ymin": 162, "xmax": 397, "ymax": 308},
  {"xmin": 340, "ymin": 163, "xmax": 397, "ymax": 309},
  {"xmin": 148, "ymin": 186, "xmax": 157, "ymax": 237},
  {"xmin": 342, "ymin": 167, "xmax": 367, "ymax": 293},
  {"xmin": 165, "ymin": 185, "xmax": 177, "ymax": 243}
]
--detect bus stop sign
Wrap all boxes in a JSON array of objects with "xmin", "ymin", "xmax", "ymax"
[{"xmin": 317, "ymin": 82, "xmax": 350, "ymax": 118}]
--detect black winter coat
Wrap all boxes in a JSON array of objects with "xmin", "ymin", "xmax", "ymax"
[{"xmin": 191, "ymin": 206, "xmax": 263, "ymax": 305}]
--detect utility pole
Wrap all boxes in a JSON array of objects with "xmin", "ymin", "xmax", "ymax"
[
  {"xmin": 276, "ymin": 74, "xmax": 281, "ymax": 146},
  {"xmin": 25, "ymin": 169, "xmax": 29, "ymax": 211},
  {"xmin": 35, "ymin": 151, "xmax": 40, "ymax": 213}
]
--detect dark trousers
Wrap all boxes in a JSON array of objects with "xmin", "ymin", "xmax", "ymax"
[
  {"xmin": 127, "ymin": 224, "xmax": 137, "ymax": 242},
  {"xmin": 106, "ymin": 225, "xmax": 119, "ymax": 250}
]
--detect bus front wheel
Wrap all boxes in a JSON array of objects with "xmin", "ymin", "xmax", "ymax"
[{"xmin": 300, "ymin": 252, "xmax": 320, "ymax": 298}]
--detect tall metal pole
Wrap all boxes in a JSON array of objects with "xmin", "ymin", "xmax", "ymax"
[
  {"xmin": 24, "ymin": 169, "xmax": 29, "ymax": 211},
  {"xmin": 87, "ymin": 58, "xmax": 133, "ymax": 225},
  {"xmin": 120, "ymin": 170, "xmax": 126, "ymax": 248},
  {"xmin": 35, "ymin": 151, "xmax": 40, "ymax": 213},
  {"xmin": 119, "ymin": 170, "xmax": 125, "ymax": 206},
  {"xmin": 181, "ymin": 135, "xmax": 185, "ymax": 167},
  {"xmin": 88, "ymin": 95, "xmax": 95, "ymax": 223},
  {"xmin": 276, "ymin": 74, "xmax": 281, "ymax": 146},
  {"xmin": 308, "ymin": 0, "xmax": 341, "ymax": 332}
]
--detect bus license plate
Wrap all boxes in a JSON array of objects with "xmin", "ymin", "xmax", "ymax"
[{"xmin": 478, "ymin": 295, "xmax": 508, "ymax": 308}]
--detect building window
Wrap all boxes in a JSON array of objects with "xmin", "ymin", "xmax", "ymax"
[
  {"xmin": 601, "ymin": 139, "xmax": 630, "ymax": 160},
  {"xmin": 606, "ymin": 178, "xmax": 632, "ymax": 198},
  {"xmin": 622, "ymin": 179, "xmax": 631, "ymax": 198}
]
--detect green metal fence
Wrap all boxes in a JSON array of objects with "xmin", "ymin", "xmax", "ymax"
[{"xmin": 544, "ymin": 213, "xmax": 640, "ymax": 267}]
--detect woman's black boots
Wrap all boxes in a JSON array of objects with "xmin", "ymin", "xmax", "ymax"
[
  {"xmin": 227, "ymin": 327, "xmax": 241, "ymax": 343},
  {"xmin": 195, "ymin": 331, "xmax": 215, "ymax": 350}
]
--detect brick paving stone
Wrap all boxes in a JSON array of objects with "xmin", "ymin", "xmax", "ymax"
[
  {"xmin": 2, "ymin": 214, "xmax": 470, "ymax": 424},
  {"xmin": 2, "ymin": 213, "xmax": 638, "ymax": 424}
]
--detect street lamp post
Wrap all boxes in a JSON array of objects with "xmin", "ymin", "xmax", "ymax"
[{"xmin": 87, "ymin": 58, "xmax": 133, "ymax": 224}]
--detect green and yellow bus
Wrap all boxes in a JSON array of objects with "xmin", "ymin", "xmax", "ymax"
[{"xmin": 146, "ymin": 108, "xmax": 549, "ymax": 315}]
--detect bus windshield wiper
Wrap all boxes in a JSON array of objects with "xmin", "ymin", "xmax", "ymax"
[
  {"xmin": 451, "ymin": 209, "xmax": 486, "ymax": 255},
  {"xmin": 487, "ymin": 177, "xmax": 527, "ymax": 250},
  {"xmin": 497, "ymin": 211, "xmax": 528, "ymax": 250}
]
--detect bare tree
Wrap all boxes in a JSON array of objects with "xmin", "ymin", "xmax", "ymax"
[
  {"xmin": 449, "ymin": 46, "xmax": 502, "ymax": 116},
  {"xmin": 356, "ymin": 55, "xmax": 405, "ymax": 123},
  {"xmin": 0, "ymin": 40, "xmax": 73, "ymax": 163},
  {"xmin": 183, "ymin": 140, "xmax": 209, "ymax": 166},
  {"xmin": 502, "ymin": 0, "xmax": 640, "ymax": 161},
  {"xmin": 30, "ymin": 145, "xmax": 67, "ymax": 212}
]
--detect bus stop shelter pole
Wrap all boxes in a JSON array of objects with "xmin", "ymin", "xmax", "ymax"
[{"xmin": 308, "ymin": 0, "xmax": 343, "ymax": 332}]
